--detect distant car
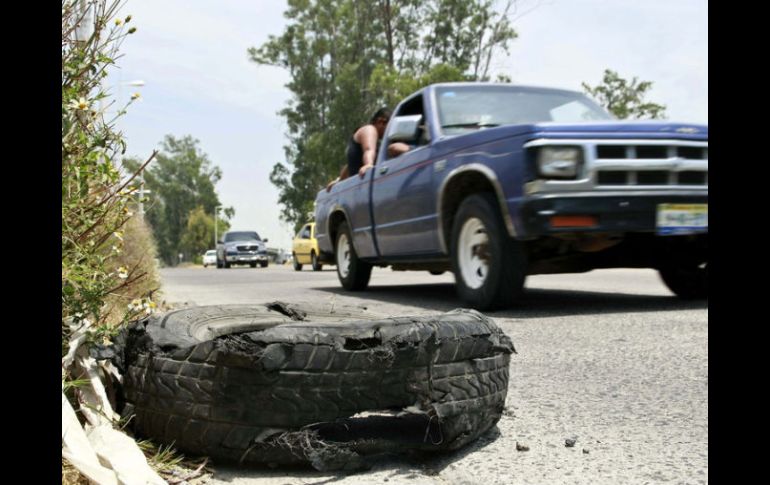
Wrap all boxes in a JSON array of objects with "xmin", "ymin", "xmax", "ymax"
[
  {"xmin": 216, "ymin": 230, "xmax": 269, "ymax": 268},
  {"xmin": 273, "ymin": 250, "xmax": 290, "ymax": 265},
  {"xmin": 292, "ymin": 222, "xmax": 324, "ymax": 271},
  {"xmin": 202, "ymin": 250, "xmax": 217, "ymax": 268}
]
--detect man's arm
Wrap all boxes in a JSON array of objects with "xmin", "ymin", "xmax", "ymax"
[
  {"xmin": 326, "ymin": 165, "xmax": 349, "ymax": 192},
  {"xmin": 388, "ymin": 142, "xmax": 411, "ymax": 158},
  {"xmin": 357, "ymin": 125, "xmax": 379, "ymax": 177}
]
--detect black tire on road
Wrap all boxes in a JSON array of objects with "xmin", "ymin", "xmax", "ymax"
[
  {"xmin": 659, "ymin": 261, "xmax": 708, "ymax": 299},
  {"xmin": 335, "ymin": 221, "xmax": 372, "ymax": 291},
  {"xmin": 260, "ymin": 261, "xmax": 268, "ymax": 268},
  {"xmin": 293, "ymin": 253, "xmax": 302, "ymax": 271},
  {"xmin": 216, "ymin": 258, "xmax": 223, "ymax": 269},
  {"xmin": 450, "ymin": 193, "xmax": 527, "ymax": 310},
  {"xmin": 311, "ymin": 251, "xmax": 323, "ymax": 271},
  {"xmin": 250, "ymin": 262, "xmax": 257, "ymax": 268},
  {"xmin": 118, "ymin": 303, "xmax": 514, "ymax": 470}
]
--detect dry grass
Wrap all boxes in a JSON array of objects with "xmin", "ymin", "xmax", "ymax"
[
  {"xmin": 62, "ymin": 458, "xmax": 89, "ymax": 485},
  {"xmin": 102, "ymin": 214, "xmax": 163, "ymax": 327},
  {"xmin": 136, "ymin": 439, "xmax": 212, "ymax": 483}
]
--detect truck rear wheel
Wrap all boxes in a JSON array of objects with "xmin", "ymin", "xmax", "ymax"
[
  {"xmin": 450, "ymin": 193, "xmax": 526, "ymax": 310},
  {"xmin": 336, "ymin": 221, "xmax": 371, "ymax": 291},
  {"xmin": 659, "ymin": 261, "xmax": 708, "ymax": 299}
]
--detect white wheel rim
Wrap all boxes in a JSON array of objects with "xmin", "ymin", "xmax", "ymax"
[
  {"xmin": 458, "ymin": 217, "xmax": 490, "ymax": 289},
  {"xmin": 337, "ymin": 233, "xmax": 351, "ymax": 278}
]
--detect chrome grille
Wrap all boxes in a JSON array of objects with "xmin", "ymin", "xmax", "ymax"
[
  {"xmin": 523, "ymin": 138, "xmax": 708, "ymax": 195},
  {"xmin": 593, "ymin": 142, "xmax": 708, "ymax": 188}
]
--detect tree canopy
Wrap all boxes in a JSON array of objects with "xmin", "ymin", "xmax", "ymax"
[
  {"xmin": 582, "ymin": 69, "xmax": 667, "ymax": 120},
  {"xmin": 125, "ymin": 135, "xmax": 233, "ymax": 265},
  {"xmin": 250, "ymin": 0, "xmax": 520, "ymax": 230}
]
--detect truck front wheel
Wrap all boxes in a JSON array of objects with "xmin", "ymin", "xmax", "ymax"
[
  {"xmin": 336, "ymin": 221, "xmax": 372, "ymax": 291},
  {"xmin": 450, "ymin": 194, "xmax": 527, "ymax": 310}
]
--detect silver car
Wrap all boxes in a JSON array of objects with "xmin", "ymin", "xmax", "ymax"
[{"xmin": 216, "ymin": 231, "xmax": 269, "ymax": 268}]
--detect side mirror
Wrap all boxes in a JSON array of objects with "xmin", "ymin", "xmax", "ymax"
[
  {"xmin": 217, "ymin": 240, "xmax": 223, "ymax": 245},
  {"xmin": 263, "ymin": 238, "xmax": 269, "ymax": 243},
  {"xmin": 387, "ymin": 114, "xmax": 422, "ymax": 143}
]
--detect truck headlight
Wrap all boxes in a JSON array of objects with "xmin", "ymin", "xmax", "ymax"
[{"xmin": 536, "ymin": 146, "xmax": 583, "ymax": 179}]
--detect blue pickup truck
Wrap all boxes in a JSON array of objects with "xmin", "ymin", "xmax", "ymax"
[{"xmin": 314, "ymin": 83, "xmax": 707, "ymax": 309}]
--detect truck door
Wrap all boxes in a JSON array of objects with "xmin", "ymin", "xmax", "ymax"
[{"xmin": 371, "ymin": 94, "xmax": 440, "ymax": 257}]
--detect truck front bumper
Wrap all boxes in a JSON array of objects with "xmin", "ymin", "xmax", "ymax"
[
  {"xmin": 225, "ymin": 254, "xmax": 268, "ymax": 263},
  {"xmin": 517, "ymin": 192, "xmax": 708, "ymax": 238}
]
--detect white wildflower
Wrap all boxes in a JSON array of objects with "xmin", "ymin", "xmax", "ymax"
[
  {"xmin": 68, "ymin": 97, "xmax": 90, "ymax": 111},
  {"xmin": 128, "ymin": 299, "xmax": 142, "ymax": 311}
]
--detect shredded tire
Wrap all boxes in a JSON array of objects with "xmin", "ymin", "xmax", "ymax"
[{"xmin": 116, "ymin": 302, "xmax": 515, "ymax": 470}]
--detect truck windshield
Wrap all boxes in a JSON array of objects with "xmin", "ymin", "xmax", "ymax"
[
  {"xmin": 436, "ymin": 85, "xmax": 613, "ymax": 136},
  {"xmin": 225, "ymin": 232, "xmax": 260, "ymax": 242}
]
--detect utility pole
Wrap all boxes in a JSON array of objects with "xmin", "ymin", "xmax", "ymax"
[
  {"xmin": 136, "ymin": 173, "xmax": 151, "ymax": 219},
  {"xmin": 214, "ymin": 205, "xmax": 222, "ymax": 249}
]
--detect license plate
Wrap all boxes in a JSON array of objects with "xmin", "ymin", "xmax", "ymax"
[{"xmin": 656, "ymin": 204, "xmax": 708, "ymax": 235}]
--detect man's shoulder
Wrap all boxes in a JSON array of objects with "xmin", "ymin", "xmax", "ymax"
[{"xmin": 355, "ymin": 124, "xmax": 377, "ymax": 138}]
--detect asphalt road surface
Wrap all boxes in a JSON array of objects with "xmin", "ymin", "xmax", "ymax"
[{"xmin": 159, "ymin": 264, "xmax": 708, "ymax": 485}]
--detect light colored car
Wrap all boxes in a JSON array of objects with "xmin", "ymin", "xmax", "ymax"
[
  {"xmin": 202, "ymin": 250, "xmax": 217, "ymax": 267},
  {"xmin": 292, "ymin": 222, "xmax": 324, "ymax": 271},
  {"xmin": 216, "ymin": 231, "xmax": 269, "ymax": 268}
]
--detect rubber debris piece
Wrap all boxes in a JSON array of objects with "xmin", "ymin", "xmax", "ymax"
[{"xmin": 116, "ymin": 303, "xmax": 515, "ymax": 471}]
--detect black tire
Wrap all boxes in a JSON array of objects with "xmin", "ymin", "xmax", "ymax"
[
  {"xmin": 216, "ymin": 258, "xmax": 223, "ymax": 269},
  {"xmin": 335, "ymin": 221, "xmax": 372, "ymax": 291},
  {"xmin": 224, "ymin": 259, "xmax": 231, "ymax": 269},
  {"xmin": 659, "ymin": 261, "xmax": 708, "ymax": 299},
  {"xmin": 260, "ymin": 261, "xmax": 268, "ymax": 268},
  {"xmin": 293, "ymin": 254, "xmax": 302, "ymax": 271},
  {"xmin": 118, "ymin": 303, "xmax": 514, "ymax": 470},
  {"xmin": 203, "ymin": 264, "xmax": 208, "ymax": 268},
  {"xmin": 450, "ymin": 193, "xmax": 527, "ymax": 310},
  {"xmin": 250, "ymin": 262, "xmax": 257, "ymax": 268},
  {"xmin": 311, "ymin": 251, "xmax": 323, "ymax": 271},
  {"xmin": 429, "ymin": 270, "xmax": 445, "ymax": 276}
]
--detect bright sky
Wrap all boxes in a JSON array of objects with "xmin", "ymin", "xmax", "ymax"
[{"xmin": 108, "ymin": 0, "xmax": 707, "ymax": 251}]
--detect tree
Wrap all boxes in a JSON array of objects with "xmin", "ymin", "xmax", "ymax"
[
  {"xmin": 180, "ymin": 206, "xmax": 231, "ymax": 262},
  {"xmin": 125, "ymin": 135, "xmax": 233, "ymax": 265},
  {"xmin": 250, "ymin": 0, "xmax": 520, "ymax": 230},
  {"xmin": 582, "ymin": 69, "xmax": 667, "ymax": 120}
]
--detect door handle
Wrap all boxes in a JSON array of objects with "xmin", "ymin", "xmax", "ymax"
[{"xmin": 379, "ymin": 166, "xmax": 389, "ymax": 174}]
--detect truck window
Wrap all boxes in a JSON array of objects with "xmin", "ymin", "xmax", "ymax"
[
  {"xmin": 386, "ymin": 94, "xmax": 429, "ymax": 159},
  {"xmin": 224, "ymin": 231, "xmax": 260, "ymax": 242},
  {"xmin": 436, "ymin": 85, "xmax": 612, "ymax": 135}
]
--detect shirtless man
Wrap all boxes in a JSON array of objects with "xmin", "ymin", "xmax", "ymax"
[{"xmin": 327, "ymin": 108, "xmax": 411, "ymax": 190}]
